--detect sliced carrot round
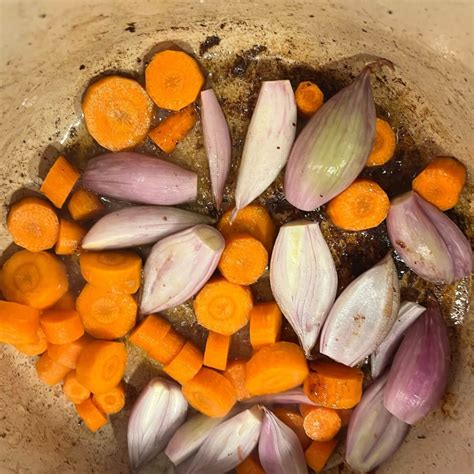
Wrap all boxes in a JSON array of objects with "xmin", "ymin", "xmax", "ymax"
[
  {"xmin": 223, "ymin": 360, "xmax": 252, "ymax": 401},
  {"xmin": 305, "ymin": 439, "xmax": 338, "ymax": 473},
  {"xmin": 366, "ymin": 118, "xmax": 396, "ymax": 167},
  {"xmin": 55, "ymin": 218, "xmax": 86, "ymax": 255},
  {"xmin": 163, "ymin": 340, "xmax": 203, "ymax": 385},
  {"xmin": 63, "ymin": 371, "xmax": 91, "ymax": 404},
  {"xmin": 15, "ymin": 325, "xmax": 48, "ymax": 356},
  {"xmin": 68, "ymin": 188, "xmax": 104, "ymax": 221},
  {"xmin": 75, "ymin": 398, "xmax": 108, "ymax": 432},
  {"xmin": 249, "ymin": 301, "xmax": 282, "ymax": 350},
  {"xmin": 301, "ymin": 406, "xmax": 342, "ymax": 441},
  {"xmin": 203, "ymin": 332, "xmax": 231, "ymax": 371},
  {"xmin": 82, "ymin": 75, "xmax": 154, "ymax": 152},
  {"xmin": 36, "ymin": 352, "xmax": 71, "ymax": 385},
  {"xmin": 295, "ymin": 81, "xmax": 324, "ymax": 118},
  {"xmin": 40, "ymin": 309, "xmax": 84, "ymax": 344},
  {"xmin": 48, "ymin": 334, "xmax": 92, "ymax": 369},
  {"xmin": 0, "ymin": 300, "xmax": 40, "ymax": 345},
  {"xmin": 92, "ymin": 383, "xmax": 125, "ymax": 414}
]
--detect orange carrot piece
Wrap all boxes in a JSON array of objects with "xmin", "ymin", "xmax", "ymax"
[
  {"xmin": 218, "ymin": 233, "xmax": 268, "ymax": 286},
  {"xmin": 182, "ymin": 367, "xmax": 237, "ymax": 417},
  {"xmin": 300, "ymin": 405, "xmax": 341, "ymax": 441},
  {"xmin": 36, "ymin": 352, "xmax": 71, "ymax": 385},
  {"xmin": 326, "ymin": 179, "xmax": 389, "ymax": 231},
  {"xmin": 76, "ymin": 340, "xmax": 127, "ymax": 394},
  {"xmin": 305, "ymin": 439, "xmax": 338, "ymax": 473},
  {"xmin": 223, "ymin": 359, "xmax": 252, "ymax": 401},
  {"xmin": 203, "ymin": 331, "xmax": 231, "ymax": 371},
  {"xmin": 236, "ymin": 455, "xmax": 265, "ymax": 474},
  {"xmin": 304, "ymin": 361, "xmax": 363, "ymax": 409},
  {"xmin": 148, "ymin": 329, "xmax": 185, "ymax": 365},
  {"xmin": 15, "ymin": 325, "xmax": 48, "ymax": 356},
  {"xmin": 412, "ymin": 156, "xmax": 467, "ymax": 211},
  {"xmin": 68, "ymin": 188, "xmax": 104, "ymax": 221},
  {"xmin": 76, "ymin": 398, "xmax": 108, "ymax": 432},
  {"xmin": 92, "ymin": 383, "xmax": 125, "ymax": 414},
  {"xmin": 145, "ymin": 50, "xmax": 204, "ymax": 111},
  {"xmin": 249, "ymin": 302, "xmax": 282, "ymax": 351},
  {"xmin": 163, "ymin": 341, "xmax": 203, "ymax": 385},
  {"xmin": 149, "ymin": 105, "xmax": 197, "ymax": 153},
  {"xmin": 194, "ymin": 278, "xmax": 253, "ymax": 336},
  {"xmin": 245, "ymin": 342, "xmax": 309, "ymax": 395},
  {"xmin": 0, "ymin": 250, "xmax": 68, "ymax": 309},
  {"xmin": 82, "ymin": 75, "xmax": 154, "ymax": 152},
  {"xmin": 40, "ymin": 309, "xmax": 84, "ymax": 344},
  {"xmin": 7, "ymin": 197, "xmax": 59, "ymax": 252},
  {"xmin": 79, "ymin": 250, "xmax": 142, "ymax": 294},
  {"xmin": 218, "ymin": 204, "xmax": 275, "ymax": 251},
  {"xmin": 295, "ymin": 81, "xmax": 324, "ymax": 118},
  {"xmin": 366, "ymin": 118, "xmax": 396, "ymax": 167},
  {"xmin": 338, "ymin": 408, "xmax": 353, "ymax": 427},
  {"xmin": 0, "ymin": 300, "xmax": 40, "ymax": 345},
  {"xmin": 76, "ymin": 283, "xmax": 137, "ymax": 340},
  {"xmin": 273, "ymin": 407, "xmax": 312, "ymax": 449},
  {"xmin": 63, "ymin": 371, "xmax": 91, "ymax": 404},
  {"xmin": 40, "ymin": 155, "xmax": 80, "ymax": 208},
  {"xmin": 55, "ymin": 218, "xmax": 86, "ymax": 255},
  {"xmin": 52, "ymin": 291, "xmax": 76, "ymax": 310},
  {"xmin": 48, "ymin": 334, "xmax": 92, "ymax": 369}
]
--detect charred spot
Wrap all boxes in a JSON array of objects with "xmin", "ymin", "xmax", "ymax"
[{"xmin": 199, "ymin": 35, "xmax": 220, "ymax": 56}]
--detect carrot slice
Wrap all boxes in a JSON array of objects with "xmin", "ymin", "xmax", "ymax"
[
  {"xmin": 76, "ymin": 340, "xmax": 127, "ymax": 394},
  {"xmin": 7, "ymin": 197, "xmax": 59, "ymax": 252},
  {"xmin": 15, "ymin": 325, "xmax": 48, "ymax": 356},
  {"xmin": 223, "ymin": 359, "xmax": 251, "ymax": 401},
  {"xmin": 149, "ymin": 105, "xmax": 198, "ymax": 153},
  {"xmin": 68, "ymin": 188, "xmax": 104, "ymax": 221},
  {"xmin": 0, "ymin": 250, "xmax": 68, "ymax": 309},
  {"xmin": 249, "ymin": 302, "xmax": 282, "ymax": 351},
  {"xmin": 36, "ymin": 352, "xmax": 71, "ymax": 385},
  {"xmin": 194, "ymin": 278, "xmax": 253, "ymax": 336},
  {"xmin": 295, "ymin": 81, "xmax": 324, "ymax": 118},
  {"xmin": 236, "ymin": 455, "xmax": 265, "ymax": 474},
  {"xmin": 366, "ymin": 118, "xmax": 396, "ymax": 167},
  {"xmin": 273, "ymin": 407, "xmax": 312, "ymax": 449},
  {"xmin": 145, "ymin": 50, "xmax": 204, "ymax": 111},
  {"xmin": 218, "ymin": 233, "xmax": 268, "ymax": 286},
  {"xmin": 48, "ymin": 334, "xmax": 92, "ymax": 369},
  {"xmin": 0, "ymin": 300, "xmax": 40, "ymax": 345},
  {"xmin": 305, "ymin": 439, "xmax": 338, "ymax": 473},
  {"xmin": 82, "ymin": 75, "xmax": 154, "ymax": 152},
  {"xmin": 412, "ymin": 156, "xmax": 467, "ymax": 211},
  {"xmin": 63, "ymin": 371, "xmax": 91, "ymax": 404},
  {"xmin": 52, "ymin": 291, "xmax": 76, "ymax": 310},
  {"xmin": 79, "ymin": 251, "xmax": 142, "ymax": 294},
  {"xmin": 163, "ymin": 340, "xmax": 203, "ymax": 385},
  {"xmin": 76, "ymin": 283, "xmax": 137, "ymax": 340},
  {"xmin": 245, "ymin": 341, "xmax": 308, "ymax": 395},
  {"xmin": 76, "ymin": 398, "xmax": 108, "ymax": 432},
  {"xmin": 92, "ymin": 383, "xmax": 125, "ymax": 414},
  {"xmin": 55, "ymin": 218, "xmax": 86, "ymax": 255},
  {"xmin": 300, "ymin": 405, "xmax": 341, "ymax": 441},
  {"xmin": 326, "ymin": 179, "xmax": 389, "ymax": 231},
  {"xmin": 182, "ymin": 367, "xmax": 237, "ymax": 417},
  {"xmin": 40, "ymin": 155, "xmax": 80, "ymax": 208},
  {"xmin": 203, "ymin": 331, "xmax": 231, "ymax": 371},
  {"xmin": 40, "ymin": 309, "xmax": 84, "ymax": 344},
  {"xmin": 338, "ymin": 408, "xmax": 353, "ymax": 427},
  {"xmin": 304, "ymin": 361, "xmax": 363, "ymax": 409},
  {"xmin": 218, "ymin": 204, "xmax": 275, "ymax": 251}
]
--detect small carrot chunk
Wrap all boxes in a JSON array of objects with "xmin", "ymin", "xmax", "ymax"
[
  {"xmin": 41, "ymin": 309, "xmax": 84, "ymax": 344},
  {"xmin": 163, "ymin": 341, "xmax": 203, "ymax": 385},
  {"xmin": 304, "ymin": 361, "xmax": 363, "ymax": 409},
  {"xmin": 412, "ymin": 156, "xmax": 467, "ymax": 211},
  {"xmin": 218, "ymin": 204, "xmax": 275, "ymax": 251},
  {"xmin": 249, "ymin": 302, "xmax": 282, "ymax": 350},
  {"xmin": 48, "ymin": 334, "xmax": 92, "ymax": 369},
  {"xmin": 326, "ymin": 179, "xmax": 389, "ymax": 231},
  {"xmin": 305, "ymin": 439, "xmax": 338, "ymax": 473},
  {"xmin": 245, "ymin": 342, "xmax": 308, "ymax": 395},
  {"xmin": 55, "ymin": 218, "xmax": 86, "ymax": 255},
  {"xmin": 236, "ymin": 455, "xmax": 265, "ymax": 474},
  {"xmin": 0, "ymin": 300, "xmax": 40, "ymax": 345},
  {"xmin": 0, "ymin": 250, "xmax": 68, "ymax": 309},
  {"xmin": 68, "ymin": 188, "xmax": 104, "ymax": 221},
  {"xmin": 194, "ymin": 278, "xmax": 253, "ymax": 336},
  {"xmin": 7, "ymin": 197, "xmax": 59, "ymax": 252},
  {"xmin": 223, "ymin": 360, "xmax": 252, "ymax": 401},
  {"xmin": 79, "ymin": 250, "xmax": 142, "ymax": 294},
  {"xmin": 76, "ymin": 283, "xmax": 137, "ymax": 340},
  {"xmin": 273, "ymin": 407, "xmax": 312, "ymax": 449},
  {"xmin": 295, "ymin": 81, "xmax": 324, "ymax": 118},
  {"xmin": 52, "ymin": 291, "xmax": 76, "ymax": 311},
  {"xmin": 76, "ymin": 340, "xmax": 127, "ymax": 394},
  {"xmin": 203, "ymin": 331, "xmax": 231, "ymax": 371},
  {"xmin": 92, "ymin": 383, "xmax": 125, "ymax": 414},
  {"xmin": 76, "ymin": 398, "xmax": 108, "ymax": 432},
  {"xmin": 300, "ymin": 405, "xmax": 341, "ymax": 441},
  {"xmin": 82, "ymin": 75, "xmax": 154, "ymax": 152},
  {"xmin": 148, "ymin": 328, "xmax": 185, "ymax": 365},
  {"xmin": 40, "ymin": 155, "xmax": 80, "ymax": 208},
  {"xmin": 15, "ymin": 325, "xmax": 48, "ymax": 356},
  {"xmin": 149, "ymin": 105, "xmax": 197, "ymax": 153},
  {"xmin": 182, "ymin": 367, "xmax": 237, "ymax": 417},
  {"xmin": 366, "ymin": 118, "xmax": 396, "ymax": 167},
  {"xmin": 63, "ymin": 371, "xmax": 91, "ymax": 404},
  {"xmin": 36, "ymin": 352, "xmax": 71, "ymax": 385},
  {"xmin": 145, "ymin": 50, "xmax": 204, "ymax": 111}
]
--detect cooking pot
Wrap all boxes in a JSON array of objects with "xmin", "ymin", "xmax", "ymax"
[{"xmin": 0, "ymin": 1, "xmax": 472, "ymax": 472}]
